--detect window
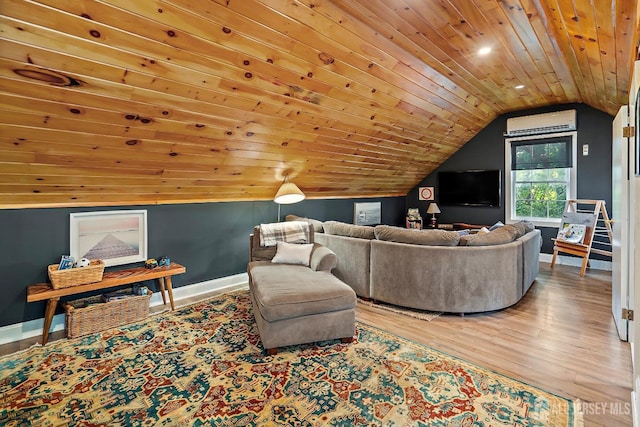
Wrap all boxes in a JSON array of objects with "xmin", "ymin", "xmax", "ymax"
[{"xmin": 505, "ymin": 132, "xmax": 577, "ymax": 227}]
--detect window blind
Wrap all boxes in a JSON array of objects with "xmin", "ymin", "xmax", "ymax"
[{"xmin": 510, "ymin": 136, "xmax": 572, "ymax": 170}]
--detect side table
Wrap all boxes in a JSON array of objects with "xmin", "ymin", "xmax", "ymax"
[
  {"xmin": 27, "ymin": 262, "xmax": 186, "ymax": 344},
  {"xmin": 452, "ymin": 222, "xmax": 489, "ymax": 230}
]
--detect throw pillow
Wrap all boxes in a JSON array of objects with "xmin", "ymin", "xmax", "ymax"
[
  {"xmin": 374, "ymin": 225, "xmax": 460, "ymax": 246},
  {"xmin": 323, "ymin": 221, "xmax": 376, "ymax": 239},
  {"xmin": 512, "ymin": 220, "xmax": 535, "ymax": 238},
  {"xmin": 271, "ymin": 242, "xmax": 314, "ymax": 266},
  {"xmin": 459, "ymin": 225, "xmax": 519, "ymax": 246}
]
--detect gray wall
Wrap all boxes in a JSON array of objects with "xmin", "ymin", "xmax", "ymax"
[
  {"xmin": 408, "ymin": 103, "xmax": 614, "ymax": 256},
  {"xmin": 0, "ymin": 197, "xmax": 403, "ymax": 328}
]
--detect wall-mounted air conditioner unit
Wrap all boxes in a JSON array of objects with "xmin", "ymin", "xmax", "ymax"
[{"xmin": 505, "ymin": 110, "xmax": 576, "ymax": 137}]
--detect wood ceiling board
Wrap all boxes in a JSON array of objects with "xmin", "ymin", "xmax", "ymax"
[
  {"xmin": 0, "ymin": 17, "xmax": 441, "ymax": 139},
  {"xmin": 225, "ymin": 0, "xmax": 487, "ymax": 125},
  {"xmin": 298, "ymin": 0, "xmax": 498, "ymax": 118},
  {"xmin": 0, "ymin": 0, "xmax": 635, "ymax": 207},
  {"xmin": 2, "ymin": 133, "xmax": 436, "ymax": 185},
  {"xmin": 0, "ymin": 59, "xmax": 436, "ymax": 154},
  {"xmin": 100, "ymin": 0, "xmax": 480, "ymax": 124},
  {"xmin": 0, "ymin": 105, "xmax": 446, "ymax": 166}
]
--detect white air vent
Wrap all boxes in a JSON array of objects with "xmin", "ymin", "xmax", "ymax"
[{"xmin": 505, "ymin": 110, "xmax": 576, "ymax": 137}]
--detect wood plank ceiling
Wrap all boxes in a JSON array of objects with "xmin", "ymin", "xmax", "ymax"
[{"xmin": 0, "ymin": 0, "xmax": 638, "ymax": 208}]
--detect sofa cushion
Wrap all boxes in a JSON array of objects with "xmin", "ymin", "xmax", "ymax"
[
  {"xmin": 374, "ymin": 225, "xmax": 460, "ymax": 246},
  {"xmin": 249, "ymin": 263, "xmax": 356, "ymax": 322},
  {"xmin": 512, "ymin": 220, "xmax": 535, "ymax": 238},
  {"xmin": 323, "ymin": 221, "xmax": 376, "ymax": 240},
  {"xmin": 272, "ymin": 241, "xmax": 314, "ymax": 266},
  {"xmin": 285, "ymin": 214, "xmax": 324, "ymax": 233},
  {"xmin": 459, "ymin": 224, "xmax": 519, "ymax": 246}
]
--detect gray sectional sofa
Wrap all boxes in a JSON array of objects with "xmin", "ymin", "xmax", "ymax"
[{"xmin": 290, "ymin": 216, "xmax": 541, "ymax": 314}]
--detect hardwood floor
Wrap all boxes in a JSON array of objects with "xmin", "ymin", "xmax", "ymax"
[
  {"xmin": 356, "ymin": 263, "xmax": 632, "ymax": 426},
  {"xmin": 1, "ymin": 263, "xmax": 632, "ymax": 425}
]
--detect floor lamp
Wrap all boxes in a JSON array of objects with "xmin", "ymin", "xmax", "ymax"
[{"xmin": 274, "ymin": 176, "xmax": 305, "ymax": 221}]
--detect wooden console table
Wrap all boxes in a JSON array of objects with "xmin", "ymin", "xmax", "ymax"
[{"xmin": 27, "ymin": 262, "xmax": 186, "ymax": 344}]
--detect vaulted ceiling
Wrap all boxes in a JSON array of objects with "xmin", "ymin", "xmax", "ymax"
[{"xmin": 0, "ymin": 0, "xmax": 638, "ymax": 208}]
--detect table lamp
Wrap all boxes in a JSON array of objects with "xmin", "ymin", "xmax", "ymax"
[{"xmin": 427, "ymin": 203, "xmax": 441, "ymax": 228}]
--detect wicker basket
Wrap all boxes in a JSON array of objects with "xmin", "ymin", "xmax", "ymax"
[
  {"xmin": 48, "ymin": 259, "xmax": 105, "ymax": 289},
  {"xmin": 62, "ymin": 288, "xmax": 152, "ymax": 338}
]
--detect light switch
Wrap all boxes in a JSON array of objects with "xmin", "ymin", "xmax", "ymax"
[{"xmin": 582, "ymin": 144, "xmax": 589, "ymax": 156}]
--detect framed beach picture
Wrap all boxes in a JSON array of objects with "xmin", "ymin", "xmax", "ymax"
[
  {"xmin": 354, "ymin": 202, "xmax": 381, "ymax": 226},
  {"xmin": 70, "ymin": 210, "xmax": 148, "ymax": 267}
]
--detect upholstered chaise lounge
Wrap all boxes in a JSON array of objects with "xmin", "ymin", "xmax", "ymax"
[{"xmin": 247, "ymin": 222, "xmax": 356, "ymax": 355}]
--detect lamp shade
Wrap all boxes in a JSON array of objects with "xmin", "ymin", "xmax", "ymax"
[
  {"xmin": 427, "ymin": 203, "xmax": 441, "ymax": 214},
  {"xmin": 274, "ymin": 181, "xmax": 305, "ymax": 204}
]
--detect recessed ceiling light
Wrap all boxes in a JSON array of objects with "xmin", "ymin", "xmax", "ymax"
[
  {"xmin": 478, "ymin": 47, "xmax": 491, "ymax": 55},
  {"xmin": 515, "ymin": 84, "xmax": 525, "ymax": 89}
]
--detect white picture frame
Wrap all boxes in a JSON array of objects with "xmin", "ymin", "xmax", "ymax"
[
  {"xmin": 354, "ymin": 202, "xmax": 381, "ymax": 226},
  {"xmin": 70, "ymin": 210, "xmax": 148, "ymax": 267}
]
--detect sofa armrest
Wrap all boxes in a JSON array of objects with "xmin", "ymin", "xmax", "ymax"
[{"xmin": 310, "ymin": 243, "xmax": 338, "ymax": 271}]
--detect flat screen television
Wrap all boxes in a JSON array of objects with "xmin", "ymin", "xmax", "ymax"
[{"xmin": 437, "ymin": 170, "xmax": 501, "ymax": 207}]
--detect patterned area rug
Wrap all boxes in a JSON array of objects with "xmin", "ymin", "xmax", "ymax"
[
  {"xmin": 358, "ymin": 298, "xmax": 442, "ymax": 321},
  {"xmin": 1, "ymin": 290, "xmax": 582, "ymax": 426}
]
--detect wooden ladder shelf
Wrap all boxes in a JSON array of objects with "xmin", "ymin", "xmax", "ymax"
[{"xmin": 550, "ymin": 199, "xmax": 613, "ymax": 277}]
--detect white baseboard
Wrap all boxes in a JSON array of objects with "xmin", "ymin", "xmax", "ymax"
[
  {"xmin": 0, "ymin": 273, "xmax": 248, "ymax": 346},
  {"xmin": 634, "ymin": 377, "xmax": 640, "ymax": 427},
  {"xmin": 633, "ymin": 345, "xmax": 639, "ymax": 427},
  {"xmin": 539, "ymin": 253, "xmax": 612, "ymax": 271}
]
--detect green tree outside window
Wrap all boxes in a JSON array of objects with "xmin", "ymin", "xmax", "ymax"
[{"xmin": 512, "ymin": 138, "xmax": 571, "ymax": 221}]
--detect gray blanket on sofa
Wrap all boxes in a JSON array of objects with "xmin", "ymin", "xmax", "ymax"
[{"xmin": 259, "ymin": 221, "xmax": 310, "ymax": 247}]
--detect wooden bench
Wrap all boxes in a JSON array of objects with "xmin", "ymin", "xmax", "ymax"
[{"xmin": 27, "ymin": 262, "xmax": 186, "ymax": 344}]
